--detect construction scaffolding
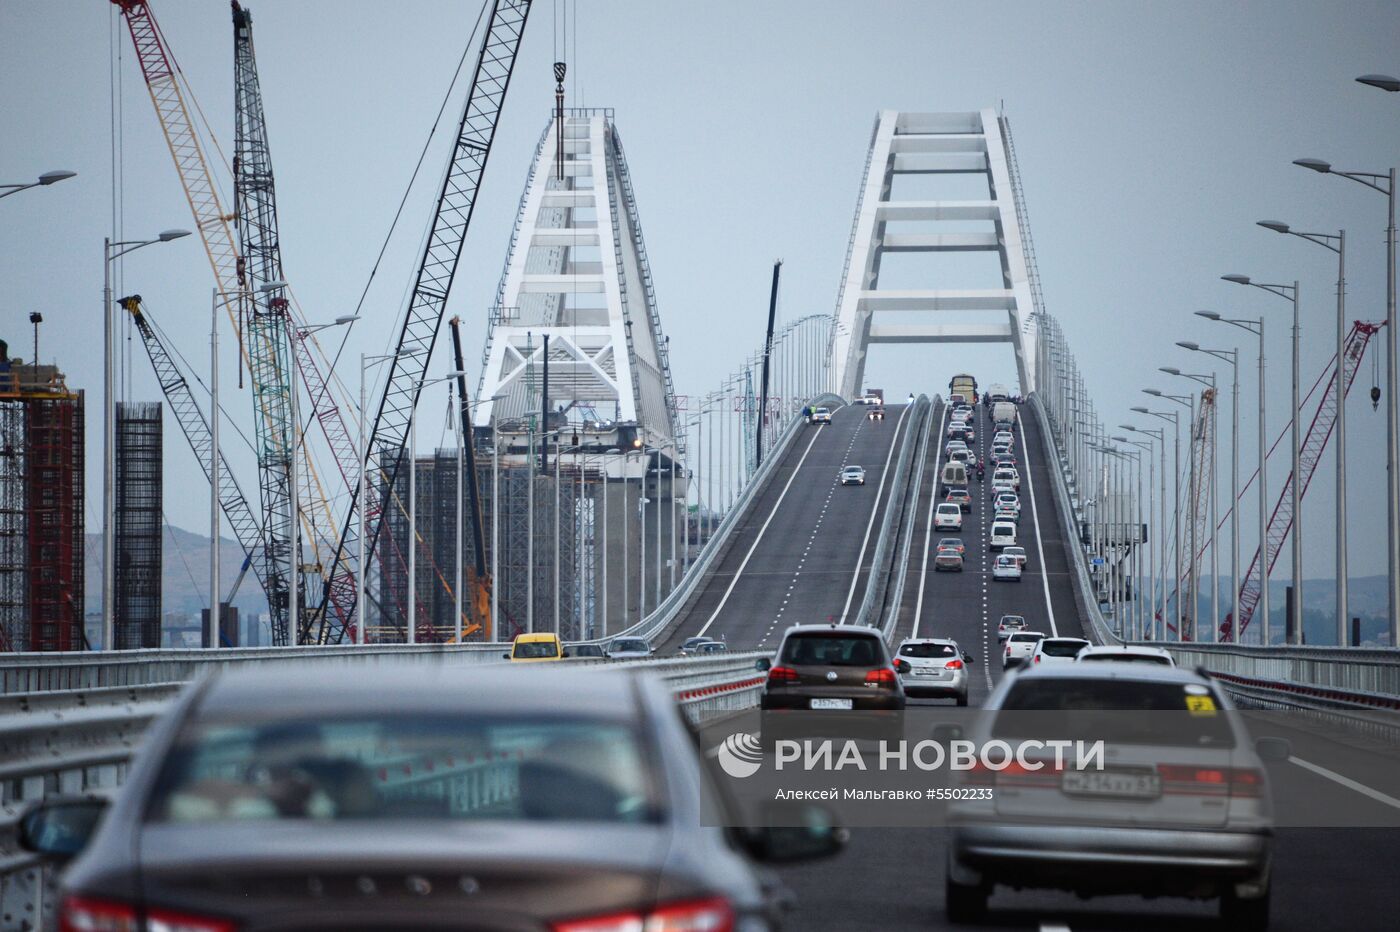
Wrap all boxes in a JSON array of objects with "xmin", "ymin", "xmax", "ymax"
[
  {"xmin": 0, "ymin": 347, "xmax": 85, "ymax": 652},
  {"xmin": 115, "ymin": 402, "xmax": 163, "ymax": 649}
]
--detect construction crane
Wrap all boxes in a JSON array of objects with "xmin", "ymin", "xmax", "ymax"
[
  {"xmin": 118, "ymin": 296, "xmax": 275, "ymax": 613},
  {"xmin": 1165, "ymin": 387, "xmax": 1216, "ymax": 639},
  {"xmin": 316, "ymin": 0, "xmax": 533, "ymax": 643},
  {"xmin": 1220, "ymin": 320, "xmax": 1383, "ymax": 640},
  {"xmin": 449, "ymin": 316, "xmax": 490, "ymax": 639},
  {"xmin": 113, "ymin": 0, "xmax": 298, "ymax": 645}
]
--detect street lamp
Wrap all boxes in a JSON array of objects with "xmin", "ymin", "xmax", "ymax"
[
  {"xmin": 1122, "ymin": 422, "xmax": 1167, "ymax": 640},
  {"xmin": 102, "ymin": 228, "xmax": 191, "ymax": 650},
  {"xmin": 1292, "ymin": 156, "xmax": 1396, "ymax": 645},
  {"xmin": 1357, "ymin": 74, "xmax": 1400, "ymax": 92},
  {"xmin": 1258, "ymin": 221, "xmax": 1351, "ymax": 643},
  {"xmin": 1196, "ymin": 310, "xmax": 1268, "ymax": 643},
  {"xmin": 0, "ymin": 169, "xmax": 76, "ymax": 200},
  {"xmin": 1163, "ymin": 365, "xmax": 1219, "ymax": 641},
  {"xmin": 1223, "ymin": 274, "xmax": 1302, "ymax": 643},
  {"xmin": 1179, "ymin": 340, "xmax": 1241, "ymax": 644},
  {"xmin": 1134, "ymin": 400, "xmax": 1184, "ymax": 640},
  {"xmin": 1114, "ymin": 436, "xmax": 1153, "ymax": 640},
  {"xmin": 358, "ymin": 349, "xmax": 410, "ymax": 645}
]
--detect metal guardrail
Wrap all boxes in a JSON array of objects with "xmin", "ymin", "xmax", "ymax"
[
  {"xmin": 872, "ymin": 397, "xmax": 935, "ymax": 642},
  {"xmin": 0, "ymin": 652, "xmax": 772, "ymax": 924},
  {"xmin": 1027, "ymin": 394, "xmax": 1122, "ymax": 647}
]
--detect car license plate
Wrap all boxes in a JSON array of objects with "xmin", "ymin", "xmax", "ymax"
[
  {"xmin": 810, "ymin": 698, "xmax": 853, "ymax": 710},
  {"xmin": 914, "ymin": 668, "xmax": 943, "ymax": 677},
  {"xmin": 1061, "ymin": 770, "xmax": 1161, "ymax": 799}
]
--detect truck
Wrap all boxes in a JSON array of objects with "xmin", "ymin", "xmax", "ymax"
[
  {"xmin": 991, "ymin": 401, "xmax": 1017, "ymax": 427},
  {"xmin": 857, "ymin": 387, "xmax": 884, "ymax": 405},
  {"xmin": 948, "ymin": 373, "xmax": 978, "ymax": 404},
  {"xmin": 985, "ymin": 383, "xmax": 1011, "ymax": 403}
]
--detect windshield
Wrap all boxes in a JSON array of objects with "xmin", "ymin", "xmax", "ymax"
[
  {"xmin": 513, "ymin": 641, "xmax": 558, "ymax": 659},
  {"xmin": 148, "ymin": 716, "xmax": 660, "ymax": 825},
  {"xmin": 781, "ymin": 634, "xmax": 883, "ymax": 667},
  {"xmin": 900, "ymin": 642, "xmax": 957, "ymax": 658}
]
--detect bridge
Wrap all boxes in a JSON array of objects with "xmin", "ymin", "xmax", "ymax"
[{"xmin": 5, "ymin": 100, "xmax": 1400, "ymax": 930}]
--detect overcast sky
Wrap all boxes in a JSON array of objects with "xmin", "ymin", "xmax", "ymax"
[{"xmin": 3, "ymin": 0, "xmax": 1398, "ymax": 579}]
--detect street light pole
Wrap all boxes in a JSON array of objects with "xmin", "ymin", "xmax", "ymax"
[
  {"xmin": 1293, "ymin": 157, "xmax": 1395, "ymax": 645},
  {"xmin": 102, "ymin": 229, "xmax": 190, "ymax": 651},
  {"xmin": 209, "ymin": 290, "xmax": 221, "ymax": 649},
  {"xmin": 0, "ymin": 170, "xmax": 76, "ymax": 200}
]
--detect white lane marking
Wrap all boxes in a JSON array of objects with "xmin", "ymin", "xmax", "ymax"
[
  {"xmin": 911, "ymin": 403, "xmax": 949, "ymax": 639},
  {"xmin": 839, "ymin": 404, "xmax": 913, "ymax": 623},
  {"xmin": 1018, "ymin": 408, "xmax": 1058, "ymax": 637},
  {"xmin": 696, "ymin": 426, "xmax": 825, "ymax": 637},
  {"xmin": 1289, "ymin": 755, "xmax": 1400, "ymax": 810}
]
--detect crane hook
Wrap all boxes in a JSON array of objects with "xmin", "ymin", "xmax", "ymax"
[{"xmin": 1372, "ymin": 385, "xmax": 1382, "ymax": 411}]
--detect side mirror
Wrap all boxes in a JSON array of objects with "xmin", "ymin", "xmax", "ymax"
[
  {"xmin": 931, "ymin": 723, "xmax": 963, "ymax": 744},
  {"xmin": 18, "ymin": 797, "xmax": 109, "ymax": 863},
  {"xmin": 650, "ymin": 647, "xmax": 656, "ymax": 654},
  {"xmin": 561, "ymin": 650, "xmax": 571, "ymax": 658},
  {"xmin": 963, "ymin": 653, "xmax": 976, "ymax": 664},
  {"xmin": 755, "ymin": 657, "xmax": 772, "ymax": 672},
  {"xmin": 502, "ymin": 652, "xmax": 511, "ymax": 660},
  {"xmin": 1255, "ymin": 737, "xmax": 1292, "ymax": 762}
]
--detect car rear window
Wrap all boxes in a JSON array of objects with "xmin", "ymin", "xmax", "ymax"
[
  {"xmin": 1079, "ymin": 652, "xmax": 1172, "ymax": 665},
  {"xmin": 900, "ymin": 642, "xmax": 958, "ymax": 658},
  {"xmin": 611, "ymin": 639, "xmax": 648, "ymax": 652},
  {"xmin": 1040, "ymin": 640, "xmax": 1088, "ymax": 657},
  {"xmin": 148, "ymin": 716, "xmax": 660, "ymax": 825},
  {"xmin": 1009, "ymin": 632, "xmax": 1044, "ymax": 643},
  {"xmin": 994, "ymin": 679, "xmax": 1235, "ymax": 747},
  {"xmin": 993, "ymin": 523, "xmax": 1014, "ymax": 534},
  {"xmin": 781, "ymin": 634, "xmax": 884, "ymax": 667}
]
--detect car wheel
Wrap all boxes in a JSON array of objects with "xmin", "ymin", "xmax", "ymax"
[
  {"xmin": 945, "ymin": 870, "xmax": 988, "ymax": 922},
  {"xmin": 1221, "ymin": 889, "xmax": 1269, "ymax": 931},
  {"xmin": 956, "ymin": 693, "xmax": 968, "ymax": 708}
]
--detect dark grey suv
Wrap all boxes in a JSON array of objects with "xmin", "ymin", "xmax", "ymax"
[{"xmin": 21, "ymin": 664, "xmax": 843, "ymax": 930}]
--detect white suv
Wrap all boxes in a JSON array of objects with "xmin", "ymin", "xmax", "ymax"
[
  {"xmin": 989, "ymin": 520, "xmax": 1016, "ymax": 549},
  {"xmin": 1029, "ymin": 636, "xmax": 1090, "ymax": 667},
  {"xmin": 934, "ymin": 503, "xmax": 963, "ymax": 531},
  {"xmin": 1002, "ymin": 630, "xmax": 1045, "ymax": 668}
]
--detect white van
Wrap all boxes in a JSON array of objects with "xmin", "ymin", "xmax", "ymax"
[
  {"xmin": 990, "ymin": 520, "xmax": 1017, "ymax": 549},
  {"xmin": 985, "ymin": 384, "xmax": 1010, "ymax": 403},
  {"xmin": 941, "ymin": 461, "xmax": 968, "ymax": 490},
  {"xmin": 991, "ymin": 401, "xmax": 1017, "ymax": 425}
]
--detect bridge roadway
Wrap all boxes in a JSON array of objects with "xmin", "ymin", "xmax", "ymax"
[
  {"xmin": 660, "ymin": 402, "xmax": 915, "ymax": 652},
  {"xmin": 756, "ymin": 399, "xmax": 1400, "ymax": 931}
]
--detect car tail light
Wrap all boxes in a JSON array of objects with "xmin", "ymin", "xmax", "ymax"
[
  {"xmin": 1032, "ymin": 654, "xmax": 1040, "ymax": 664},
  {"xmin": 59, "ymin": 897, "xmax": 139, "ymax": 932},
  {"xmin": 945, "ymin": 659, "xmax": 963, "ymax": 670},
  {"xmin": 767, "ymin": 665, "xmax": 799, "ymax": 684},
  {"xmin": 1157, "ymin": 764, "xmax": 1264, "ymax": 797},
  {"xmin": 59, "ymin": 897, "xmax": 234, "ymax": 932},
  {"xmin": 865, "ymin": 667, "xmax": 897, "ymax": 686},
  {"xmin": 553, "ymin": 896, "xmax": 734, "ymax": 932}
]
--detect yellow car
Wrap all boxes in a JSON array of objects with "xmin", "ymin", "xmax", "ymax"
[{"xmin": 503, "ymin": 632, "xmax": 567, "ymax": 662}]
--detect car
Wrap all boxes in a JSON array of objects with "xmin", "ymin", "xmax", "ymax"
[
  {"xmin": 934, "ymin": 503, "xmax": 963, "ymax": 531},
  {"xmin": 992, "ymin": 468, "xmax": 1020, "ymax": 491},
  {"xmin": 992, "ymin": 433, "xmax": 1014, "ymax": 449},
  {"xmin": 945, "ymin": 488, "xmax": 972, "ymax": 512},
  {"xmin": 945, "ymin": 440, "xmax": 969, "ymax": 457},
  {"xmin": 606, "ymin": 637, "xmax": 654, "ymax": 659},
  {"xmin": 937, "ymin": 537, "xmax": 965, "ymax": 555},
  {"xmin": 946, "ymin": 664, "xmax": 1284, "ymax": 927},
  {"xmin": 17, "ymin": 664, "xmax": 846, "ymax": 932},
  {"xmin": 993, "ymin": 505, "xmax": 1020, "ymax": 525},
  {"xmin": 1003, "ymin": 545, "xmax": 1028, "ymax": 567},
  {"xmin": 840, "ymin": 465, "xmax": 867, "ymax": 485},
  {"xmin": 934, "ymin": 547, "xmax": 964, "ymax": 572},
  {"xmin": 758, "ymin": 624, "xmax": 905, "ymax": 713},
  {"xmin": 677, "ymin": 636, "xmax": 716, "ymax": 656},
  {"xmin": 856, "ymin": 393, "xmax": 882, "ymax": 405},
  {"xmin": 572, "ymin": 643, "xmax": 608, "ymax": 658},
  {"xmin": 895, "ymin": 638, "xmax": 974, "ymax": 705},
  {"xmin": 1030, "ymin": 636, "xmax": 1091, "ymax": 666},
  {"xmin": 695, "ymin": 640, "xmax": 729, "ymax": 655},
  {"xmin": 948, "ymin": 449, "xmax": 972, "ymax": 466},
  {"xmin": 994, "ymin": 492, "xmax": 1020, "ymax": 516},
  {"xmin": 811, "ymin": 406, "xmax": 832, "ymax": 424},
  {"xmin": 1076, "ymin": 645, "xmax": 1177, "ymax": 666},
  {"xmin": 504, "ymin": 632, "xmax": 567, "ymax": 662},
  {"xmin": 989, "ymin": 520, "xmax": 1016, "ymax": 549},
  {"xmin": 991, "ymin": 453, "xmax": 1017, "ymax": 469},
  {"xmin": 992, "ymin": 554, "xmax": 1022, "ymax": 582},
  {"xmin": 867, "ymin": 406, "xmax": 885, "ymax": 421},
  {"xmin": 1001, "ymin": 630, "xmax": 1046, "ymax": 668},
  {"xmin": 996, "ymin": 615, "xmax": 1027, "ymax": 641}
]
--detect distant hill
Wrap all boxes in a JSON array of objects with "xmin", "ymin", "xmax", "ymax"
[{"xmin": 84, "ymin": 524, "xmax": 270, "ymax": 620}]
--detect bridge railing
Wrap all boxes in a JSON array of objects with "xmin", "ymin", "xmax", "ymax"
[{"xmin": 865, "ymin": 396, "xmax": 933, "ymax": 641}]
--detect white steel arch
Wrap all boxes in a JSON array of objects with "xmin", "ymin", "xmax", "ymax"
[{"xmin": 830, "ymin": 109, "xmax": 1040, "ymax": 399}]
